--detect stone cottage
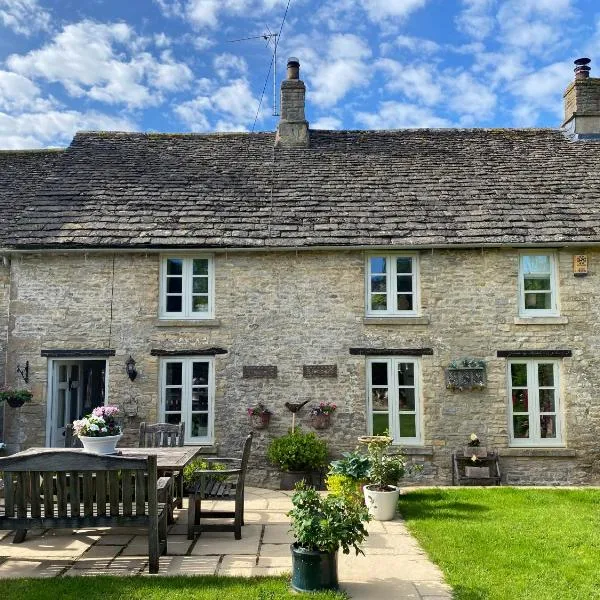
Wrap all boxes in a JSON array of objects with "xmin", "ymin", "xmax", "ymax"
[{"xmin": 1, "ymin": 57, "xmax": 600, "ymax": 486}]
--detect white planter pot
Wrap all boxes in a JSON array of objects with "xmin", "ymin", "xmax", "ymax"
[
  {"xmin": 79, "ymin": 434, "xmax": 122, "ymax": 455},
  {"xmin": 363, "ymin": 484, "xmax": 400, "ymax": 521}
]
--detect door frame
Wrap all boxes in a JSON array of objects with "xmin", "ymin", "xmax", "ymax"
[{"xmin": 45, "ymin": 357, "xmax": 110, "ymax": 447}]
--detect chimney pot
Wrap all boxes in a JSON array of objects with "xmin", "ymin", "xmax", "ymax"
[
  {"xmin": 287, "ymin": 57, "xmax": 300, "ymax": 80},
  {"xmin": 574, "ymin": 57, "xmax": 591, "ymax": 80}
]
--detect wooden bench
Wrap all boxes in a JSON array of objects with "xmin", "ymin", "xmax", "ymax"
[{"xmin": 0, "ymin": 450, "xmax": 172, "ymax": 573}]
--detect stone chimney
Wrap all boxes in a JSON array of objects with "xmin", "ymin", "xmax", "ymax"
[
  {"xmin": 275, "ymin": 57, "xmax": 309, "ymax": 148},
  {"xmin": 562, "ymin": 58, "xmax": 600, "ymax": 140}
]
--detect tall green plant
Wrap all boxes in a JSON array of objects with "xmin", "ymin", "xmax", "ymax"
[
  {"xmin": 267, "ymin": 428, "xmax": 328, "ymax": 472},
  {"xmin": 365, "ymin": 435, "xmax": 409, "ymax": 491}
]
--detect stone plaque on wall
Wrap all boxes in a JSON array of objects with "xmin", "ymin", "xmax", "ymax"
[
  {"xmin": 243, "ymin": 366, "xmax": 277, "ymax": 379},
  {"xmin": 303, "ymin": 365, "xmax": 338, "ymax": 378}
]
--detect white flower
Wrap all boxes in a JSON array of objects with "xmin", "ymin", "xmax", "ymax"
[
  {"xmin": 470, "ymin": 433, "xmax": 478, "ymax": 441},
  {"xmin": 101, "ymin": 427, "xmax": 107, "ymax": 432},
  {"xmin": 89, "ymin": 424, "xmax": 99, "ymax": 431}
]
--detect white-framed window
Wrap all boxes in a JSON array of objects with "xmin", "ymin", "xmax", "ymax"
[
  {"xmin": 367, "ymin": 357, "xmax": 422, "ymax": 444},
  {"xmin": 159, "ymin": 255, "xmax": 214, "ymax": 319},
  {"xmin": 507, "ymin": 359, "xmax": 562, "ymax": 446},
  {"xmin": 160, "ymin": 357, "xmax": 214, "ymax": 444},
  {"xmin": 518, "ymin": 252, "xmax": 559, "ymax": 317},
  {"xmin": 366, "ymin": 254, "xmax": 419, "ymax": 316}
]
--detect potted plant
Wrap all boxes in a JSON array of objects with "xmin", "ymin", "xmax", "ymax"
[
  {"xmin": 309, "ymin": 402, "xmax": 337, "ymax": 429},
  {"xmin": 267, "ymin": 428, "xmax": 328, "ymax": 490},
  {"xmin": 288, "ymin": 482, "xmax": 370, "ymax": 592},
  {"xmin": 465, "ymin": 455, "xmax": 490, "ymax": 478},
  {"xmin": 0, "ymin": 388, "xmax": 33, "ymax": 408},
  {"xmin": 361, "ymin": 435, "xmax": 416, "ymax": 521},
  {"xmin": 72, "ymin": 405, "xmax": 123, "ymax": 454},
  {"xmin": 326, "ymin": 449, "xmax": 372, "ymax": 505},
  {"xmin": 464, "ymin": 432, "xmax": 487, "ymax": 458},
  {"xmin": 247, "ymin": 402, "xmax": 272, "ymax": 429}
]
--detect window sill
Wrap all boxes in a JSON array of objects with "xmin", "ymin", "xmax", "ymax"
[
  {"xmin": 155, "ymin": 319, "xmax": 221, "ymax": 328},
  {"xmin": 501, "ymin": 447, "xmax": 575, "ymax": 458},
  {"xmin": 363, "ymin": 316, "xmax": 430, "ymax": 326},
  {"xmin": 514, "ymin": 316, "xmax": 568, "ymax": 325},
  {"xmin": 397, "ymin": 446, "xmax": 434, "ymax": 457}
]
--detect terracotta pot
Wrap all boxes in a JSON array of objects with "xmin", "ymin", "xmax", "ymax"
[
  {"xmin": 250, "ymin": 413, "xmax": 270, "ymax": 429},
  {"xmin": 311, "ymin": 413, "xmax": 331, "ymax": 430}
]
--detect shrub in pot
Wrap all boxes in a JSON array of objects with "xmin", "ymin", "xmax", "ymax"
[
  {"xmin": 0, "ymin": 388, "xmax": 32, "ymax": 408},
  {"xmin": 288, "ymin": 482, "xmax": 371, "ymax": 592},
  {"xmin": 266, "ymin": 428, "xmax": 328, "ymax": 490},
  {"xmin": 326, "ymin": 450, "xmax": 372, "ymax": 505}
]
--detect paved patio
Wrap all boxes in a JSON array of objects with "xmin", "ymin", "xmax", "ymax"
[{"xmin": 0, "ymin": 487, "xmax": 452, "ymax": 599}]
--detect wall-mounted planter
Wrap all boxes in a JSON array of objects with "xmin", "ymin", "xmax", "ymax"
[
  {"xmin": 445, "ymin": 358, "xmax": 486, "ymax": 391},
  {"xmin": 250, "ymin": 413, "xmax": 271, "ymax": 429},
  {"xmin": 310, "ymin": 414, "xmax": 331, "ymax": 430}
]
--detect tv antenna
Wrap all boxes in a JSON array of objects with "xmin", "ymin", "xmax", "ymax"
[{"xmin": 228, "ymin": 26, "xmax": 280, "ymax": 116}]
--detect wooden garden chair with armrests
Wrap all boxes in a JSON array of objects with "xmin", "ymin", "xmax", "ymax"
[
  {"xmin": 138, "ymin": 422, "xmax": 185, "ymax": 509},
  {"xmin": 187, "ymin": 432, "xmax": 253, "ymax": 541}
]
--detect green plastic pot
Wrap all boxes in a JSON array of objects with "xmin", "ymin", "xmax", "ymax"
[{"xmin": 290, "ymin": 544, "xmax": 338, "ymax": 592}]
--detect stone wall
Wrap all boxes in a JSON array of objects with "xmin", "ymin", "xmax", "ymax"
[
  {"xmin": 4, "ymin": 248, "xmax": 600, "ymax": 486},
  {"xmin": 0, "ymin": 261, "xmax": 9, "ymax": 439}
]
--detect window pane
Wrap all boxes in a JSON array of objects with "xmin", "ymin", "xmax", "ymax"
[
  {"xmin": 371, "ymin": 363, "xmax": 388, "ymax": 386},
  {"xmin": 372, "ymin": 413, "xmax": 388, "ymax": 435},
  {"xmin": 167, "ymin": 277, "xmax": 182, "ymax": 293},
  {"xmin": 165, "ymin": 413, "xmax": 181, "ymax": 425},
  {"xmin": 397, "ymin": 294, "xmax": 413, "ymax": 311},
  {"xmin": 192, "ymin": 388, "xmax": 208, "ymax": 412},
  {"xmin": 192, "ymin": 413, "xmax": 208, "ymax": 437},
  {"xmin": 58, "ymin": 389, "xmax": 65, "ymax": 426},
  {"xmin": 167, "ymin": 296, "xmax": 182, "ymax": 312},
  {"xmin": 397, "ymin": 275, "xmax": 412, "ymax": 292},
  {"xmin": 370, "ymin": 275, "xmax": 386, "ymax": 292},
  {"xmin": 398, "ymin": 389, "xmax": 415, "ymax": 411},
  {"xmin": 396, "ymin": 257, "xmax": 412, "ymax": 274},
  {"xmin": 513, "ymin": 415, "xmax": 530, "ymax": 438},
  {"xmin": 540, "ymin": 415, "xmax": 557, "ymax": 438},
  {"xmin": 167, "ymin": 259, "xmax": 183, "ymax": 275},
  {"xmin": 370, "ymin": 257, "xmax": 386, "ymax": 274},
  {"xmin": 538, "ymin": 364, "xmax": 554, "ymax": 387},
  {"xmin": 371, "ymin": 294, "xmax": 387, "ymax": 310},
  {"xmin": 193, "ymin": 362, "xmax": 209, "ymax": 385},
  {"xmin": 166, "ymin": 363, "xmax": 182, "ymax": 386},
  {"xmin": 511, "ymin": 364, "xmax": 527, "ymax": 387},
  {"xmin": 400, "ymin": 414, "xmax": 416, "ymax": 438},
  {"xmin": 165, "ymin": 389, "xmax": 182, "ymax": 412},
  {"xmin": 372, "ymin": 389, "xmax": 388, "ymax": 411},
  {"xmin": 524, "ymin": 292, "xmax": 551, "ymax": 310},
  {"xmin": 512, "ymin": 390, "xmax": 528, "ymax": 412},
  {"xmin": 524, "ymin": 277, "xmax": 551, "ymax": 291},
  {"xmin": 193, "ymin": 277, "xmax": 208, "ymax": 294},
  {"xmin": 539, "ymin": 389, "xmax": 555, "ymax": 413},
  {"xmin": 193, "ymin": 259, "xmax": 208, "ymax": 275},
  {"xmin": 192, "ymin": 296, "xmax": 209, "ymax": 312},
  {"xmin": 397, "ymin": 363, "xmax": 414, "ymax": 386},
  {"xmin": 522, "ymin": 255, "xmax": 550, "ymax": 274}
]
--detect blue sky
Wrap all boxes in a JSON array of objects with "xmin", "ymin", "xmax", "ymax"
[{"xmin": 0, "ymin": 0, "xmax": 599, "ymax": 148}]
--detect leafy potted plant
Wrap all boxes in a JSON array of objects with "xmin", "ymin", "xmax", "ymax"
[
  {"xmin": 288, "ymin": 482, "xmax": 370, "ymax": 592},
  {"xmin": 267, "ymin": 428, "xmax": 328, "ymax": 490},
  {"xmin": 326, "ymin": 450, "xmax": 372, "ymax": 505},
  {"xmin": 361, "ymin": 435, "xmax": 416, "ymax": 521},
  {"xmin": 309, "ymin": 402, "xmax": 337, "ymax": 430},
  {"xmin": 0, "ymin": 388, "xmax": 33, "ymax": 408},
  {"xmin": 72, "ymin": 405, "xmax": 122, "ymax": 454},
  {"xmin": 464, "ymin": 432, "xmax": 487, "ymax": 458},
  {"xmin": 465, "ymin": 455, "xmax": 490, "ymax": 478},
  {"xmin": 247, "ymin": 402, "xmax": 272, "ymax": 429}
]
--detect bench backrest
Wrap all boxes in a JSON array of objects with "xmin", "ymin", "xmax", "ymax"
[
  {"xmin": 139, "ymin": 422, "xmax": 185, "ymax": 448},
  {"xmin": 0, "ymin": 450, "xmax": 158, "ymax": 520}
]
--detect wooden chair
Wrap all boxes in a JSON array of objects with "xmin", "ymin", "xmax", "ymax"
[
  {"xmin": 139, "ymin": 422, "xmax": 185, "ymax": 509},
  {"xmin": 187, "ymin": 432, "xmax": 253, "ymax": 541},
  {"xmin": 0, "ymin": 450, "xmax": 171, "ymax": 573},
  {"xmin": 64, "ymin": 424, "xmax": 83, "ymax": 448}
]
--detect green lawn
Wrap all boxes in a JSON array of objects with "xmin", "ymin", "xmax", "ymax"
[
  {"xmin": 398, "ymin": 488, "xmax": 600, "ymax": 600},
  {"xmin": 2, "ymin": 575, "xmax": 347, "ymax": 600}
]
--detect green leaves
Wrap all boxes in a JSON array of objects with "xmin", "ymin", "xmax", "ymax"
[
  {"xmin": 266, "ymin": 429, "xmax": 328, "ymax": 472},
  {"xmin": 329, "ymin": 451, "xmax": 371, "ymax": 480}
]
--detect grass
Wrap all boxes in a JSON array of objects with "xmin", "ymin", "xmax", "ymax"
[
  {"xmin": 1, "ymin": 575, "xmax": 347, "ymax": 600},
  {"xmin": 398, "ymin": 488, "xmax": 600, "ymax": 600}
]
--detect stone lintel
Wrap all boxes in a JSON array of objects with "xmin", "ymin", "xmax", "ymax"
[
  {"xmin": 40, "ymin": 349, "xmax": 116, "ymax": 358},
  {"xmin": 349, "ymin": 348, "xmax": 434, "ymax": 356},
  {"xmin": 150, "ymin": 348, "xmax": 227, "ymax": 356},
  {"xmin": 500, "ymin": 448, "xmax": 576, "ymax": 458},
  {"xmin": 496, "ymin": 349, "xmax": 572, "ymax": 358}
]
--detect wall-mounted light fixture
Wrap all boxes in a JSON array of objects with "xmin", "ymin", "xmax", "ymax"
[
  {"xmin": 16, "ymin": 361, "xmax": 29, "ymax": 384},
  {"xmin": 126, "ymin": 356, "xmax": 137, "ymax": 381}
]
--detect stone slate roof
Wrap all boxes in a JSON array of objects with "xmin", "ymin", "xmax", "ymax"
[
  {"xmin": 0, "ymin": 149, "xmax": 65, "ymax": 240},
  {"xmin": 2, "ymin": 128, "xmax": 600, "ymax": 249}
]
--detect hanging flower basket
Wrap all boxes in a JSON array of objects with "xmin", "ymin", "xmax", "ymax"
[
  {"xmin": 250, "ymin": 412, "xmax": 271, "ymax": 429},
  {"xmin": 311, "ymin": 413, "xmax": 331, "ymax": 430},
  {"xmin": 0, "ymin": 389, "xmax": 33, "ymax": 408}
]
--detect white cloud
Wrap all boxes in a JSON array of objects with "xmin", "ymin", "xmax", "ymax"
[
  {"xmin": 312, "ymin": 116, "xmax": 342, "ymax": 129},
  {"xmin": 7, "ymin": 20, "xmax": 194, "ymax": 108},
  {"xmin": 213, "ymin": 53, "xmax": 248, "ymax": 80},
  {"xmin": 445, "ymin": 72, "xmax": 496, "ymax": 121},
  {"xmin": 361, "ymin": 0, "xmax": 428, "ymax": 23},
  {"xmin": 394, "ymin": 34, "xmax": 440, "ymax": 54},
  {"xmin": 0, "ymin": 70, "xmax": 54, "ymax": 112},
  {"xmin": 456, "ymin": 0, "xmax": 495, "ymax": 40},
  {"xmin": 174, "ymin": 96, "xmax": 211, "ymax": 130},
  {"xmin": 0, "ymin": 109, "xmax": 136, "ymax": 149},
  {"xmin": 356, "ymin": 101, "xmax": 451, "ymax": 129},
  {"xmin": 376, "ymin": 59, "xmax": 442, "ymax": 106},
  {"xmin": 316, "ymin": 0, "xmax": 428, "ymax": 28},
  {"xmin": 0, "ymin": 0, "xmax": 50, "ymax": 36}
]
